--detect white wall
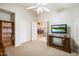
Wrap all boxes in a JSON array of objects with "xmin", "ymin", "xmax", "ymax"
[
  {"xmin": 38, "ymin": 6, "xmax": 79, "ymax": 51},
  {"xmin": 71, "ymin": 7, "xmax": 79, "ymax": 47},
  {"xmin": 0, "ymin": 12, "xmax": 11, "ymax": 21},
  {"xmin": 38, "ymin": 8, "xmax": 73, "ymax": 35},
  {"xmin": 0, "ymin": 3, "xmax": 36, "ymax": 47}
]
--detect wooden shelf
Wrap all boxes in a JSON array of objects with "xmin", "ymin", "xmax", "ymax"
[
  {"xmin": 2, "ymin": 37, "xmax": 11, "ymax": 40},
  {"xmin": 0, "ymin": 20, "xmax": 15, "ymax": 48},
  {"xmin": 2, "ymin": 35, "xmax": 11, "ymax": 38},
  {"xmin": 2, "ymin": 32, "xmax": 12, "ymax": 34},
  {"xmin": 2, "ymin": 26, "xmax": 12, "ymax": 28}
]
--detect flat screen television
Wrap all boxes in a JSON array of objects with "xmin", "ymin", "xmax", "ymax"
[{"xmin": 51, "ymin": 24, "xmax": 67, "ymax": 34}]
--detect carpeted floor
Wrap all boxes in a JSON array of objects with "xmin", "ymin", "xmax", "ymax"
[{"xmin": 6, "ymin": 40, "xmax": 79, "ymax": 56}]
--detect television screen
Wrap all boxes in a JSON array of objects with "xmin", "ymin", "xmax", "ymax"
[{"xmin": 51, "ymin": 24, "xmax": 67, "ymax": 34}]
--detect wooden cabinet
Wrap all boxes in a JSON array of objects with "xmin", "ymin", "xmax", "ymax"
[
  {"xmin": 0, "ymin": 39, "xmax": 5, "ymax": 56},
  {"xmin": 0, "ymin": 20, "xmax": 15, "ymax": 47},
  {"xmin": 47, "ymin": 35, "xmax": 71, "ymax": 53}
]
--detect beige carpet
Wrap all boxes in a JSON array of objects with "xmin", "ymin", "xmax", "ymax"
[{"xmin": 6, "ymin": 40, "xmax": 79, "ymax": 56}]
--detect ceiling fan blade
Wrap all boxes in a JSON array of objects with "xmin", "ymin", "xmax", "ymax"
[
  {"xmin": 26, "ymin": 6, "xmax": 37, "ymax": 9},
  {"xmin": 42, "ymin": 7, "xmax": 50, "ymax": 12}
]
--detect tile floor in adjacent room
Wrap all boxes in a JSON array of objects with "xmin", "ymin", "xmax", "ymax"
[{"xmin": 6, "ymin": 37, "xmax": 79, "ymax": 56}]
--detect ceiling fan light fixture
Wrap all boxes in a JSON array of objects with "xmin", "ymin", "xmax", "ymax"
[
  {"xmin": 37, "ymin": 9, "xmax": 40, "ymax": 14},
  {"xmin": 37, "ymin": 7, "xmax": 43, "ymax": 14},
  {"xmin": 26, "ymin": 3, "xmax": 50, "ymax": 14},
  {"xmin": 38, "ymin": 7, "xmax": 43, "ymax": 12}
]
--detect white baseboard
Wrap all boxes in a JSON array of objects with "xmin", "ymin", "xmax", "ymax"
[
  {"xmin": 15, "ymin": 39, "xmax": 31, "ymax": 47},
  {"xmin": 15, "ymin": 43, "xmax": 21, "ymax": 47}
]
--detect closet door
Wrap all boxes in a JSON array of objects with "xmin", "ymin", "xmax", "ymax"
[
  {"xmin": 73, "ymin": 20, "xmax": 79, "ymax": 46},
  {"xmin": 31, "ymin": 21, "xmax": 37, "ymax": 41}
]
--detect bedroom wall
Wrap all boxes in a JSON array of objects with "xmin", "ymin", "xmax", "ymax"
[{"xmin": 0, "ymin": 3, "xmax": 36, "ymax": 47}]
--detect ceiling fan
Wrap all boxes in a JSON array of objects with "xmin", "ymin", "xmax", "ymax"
[{"xmin": 26, "ymin": 3, "xmax": 50, "ymax": 14}]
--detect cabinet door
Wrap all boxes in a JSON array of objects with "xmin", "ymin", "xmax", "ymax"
[
  {"xmin": 2, "ymin": 38, "xmax": 12, "ymax": 47},
  {"xmin": 48, "ymin": 36, "xmax": 52, "ymax": 44},
  {"xmin": 64, "ymin": 38, "xmax": 70, "ymax": 49}
]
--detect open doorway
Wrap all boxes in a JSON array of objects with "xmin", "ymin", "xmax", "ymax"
[{"xmin": 37, "ymin": 20, "xmax": 47, "ymax": 42}]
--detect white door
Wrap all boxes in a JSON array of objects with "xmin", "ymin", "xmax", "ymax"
[
  {"xmin": 74, "ymin": 20, "xmax": 79, "ymax": 46},
  {"xmin": 32, "ymin": 21, "xmax": 37, "ymax": 41}
]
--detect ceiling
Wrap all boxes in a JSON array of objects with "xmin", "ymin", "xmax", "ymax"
[{"xmin": 21, "ymin": 3, "xmax": 79, "ymax": 15}]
